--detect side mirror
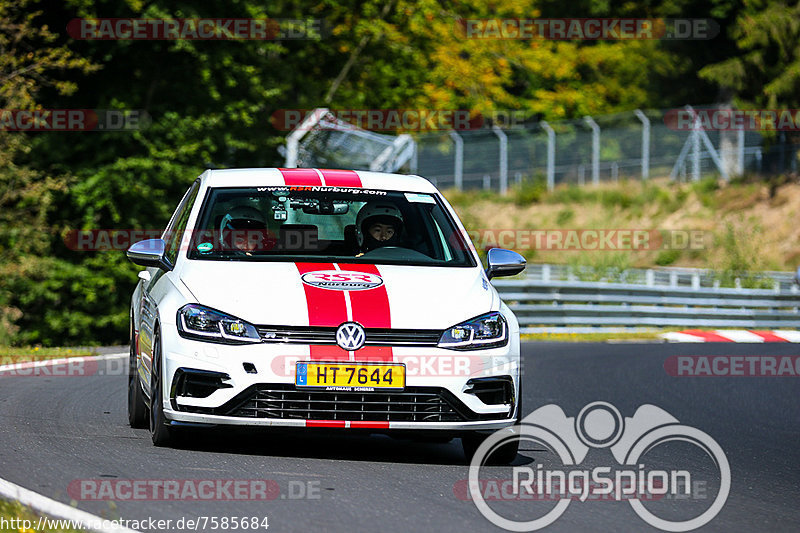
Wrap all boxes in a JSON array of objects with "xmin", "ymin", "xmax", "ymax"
[
  {"xmin": 485, "ymin": 248, "xmax": 526, "ymax": 280},
  {"xmin": 127, "ymin": 239, "xmax": 172, "ymax": 271}
]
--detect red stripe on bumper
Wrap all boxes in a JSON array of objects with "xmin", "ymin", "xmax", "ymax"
[{"xmin": 306, "ymin": 420, "xmax": 347, "ymax": 428}]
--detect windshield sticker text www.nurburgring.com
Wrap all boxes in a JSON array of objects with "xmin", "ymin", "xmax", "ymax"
[{"xmin": 257, "ymin": 186, "xmax": 387, "ymax": 195}]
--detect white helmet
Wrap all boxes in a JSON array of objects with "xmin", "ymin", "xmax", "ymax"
[
  {"xmin": 219, "ymin": 206, "xmax": 266, "ymax": 247},
  {"xmin": 355, "ymin": 203, "xmax": 404, "ymax": 247}
]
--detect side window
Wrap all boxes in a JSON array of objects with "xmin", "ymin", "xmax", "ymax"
[{"xmin": 164, "ymin": 181, "xmax": 200, "ymax": 266}]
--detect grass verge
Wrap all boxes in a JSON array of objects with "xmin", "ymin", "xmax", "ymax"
[
  {"xmin": 521, "ymin": 331, "xmax": 671, "ymax": 342},
  {"xmin": 0, "ymin": 347, "xmax": 97, "ymax": 362}
]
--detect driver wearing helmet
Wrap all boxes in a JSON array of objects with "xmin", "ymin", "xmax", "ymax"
[
  {"xmin": 219, "ymin": 205, "xmax": 269, "ymax": 253},
  {"xmin": 355, "ymin": 203, "xmax": 404, "ymax": 254}
]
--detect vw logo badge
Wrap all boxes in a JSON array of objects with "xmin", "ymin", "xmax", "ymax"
[{"xmin": 336, "ymin": 322, "xmax": 366, "ymax": 351}]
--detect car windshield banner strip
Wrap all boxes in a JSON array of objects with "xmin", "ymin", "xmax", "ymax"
[{"xmin": 278, "ymin": 168, "xmax": 363, "ymax": 187}]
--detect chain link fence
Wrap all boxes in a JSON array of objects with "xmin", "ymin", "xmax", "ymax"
[{"xmin": 413, "ymin": 106, "xmax": 799, "ymax": 190}]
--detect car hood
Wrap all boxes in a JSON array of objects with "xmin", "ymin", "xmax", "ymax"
[{"xmin": 178, "ymin": 261, "xmax": 495, "ymax": 330}]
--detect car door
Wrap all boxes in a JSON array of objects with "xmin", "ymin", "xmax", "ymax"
[{"xmin": 138, "ymin": 180, "xmax": 200, "ymax": 392}]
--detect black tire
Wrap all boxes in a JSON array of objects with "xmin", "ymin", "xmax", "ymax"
[
  {"xmin": 127, "ymin": 318, "xmax": 148, "ymax": 428},
  {"xmin": 149, "ymin": 331, "xmax": 173, "ymax": 447},
  {"xmin": 462, "ymin": 432, "xmax": 519, "ymax": 465}
]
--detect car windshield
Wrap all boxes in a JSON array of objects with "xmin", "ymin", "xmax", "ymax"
[{"xmin": 187, "ymin": 186, "xmax": 475, "ymax": 267}]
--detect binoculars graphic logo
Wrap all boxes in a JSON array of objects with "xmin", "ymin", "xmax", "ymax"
[{"xmin": 469, "ymin": 402, "xmax": 730, "ymax": 531}]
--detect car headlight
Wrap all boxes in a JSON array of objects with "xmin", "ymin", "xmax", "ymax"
[
  {"xmin": 438, "ymin": 312, "xmax": 508, "ymax": 350},
  {"xmin": 177, "ymin": 304, "xmax": 261, "ymax": 344}
]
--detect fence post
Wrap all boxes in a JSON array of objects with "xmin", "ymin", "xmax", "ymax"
[
  {"xmin": 737, "ymin": 128, "xmax": 744, "ymax": 176},
  {"xmin": 483, "ymin": 175, "xmax": 491, "ymax": 189},
  {"xmin": 449, "ymin": 131, "xmax": 464, "ymax": 190},
  {"xmin": 541, "ymin": 121, "xmax": 556, "ymax": 190},
  {"xmin": 492, "ymin": 125, "xmax": 509, "ymax": 195},
  {"xmin": 634, "ymin": 109, "xmax": 650, "ymax": 180},
  {"xmin": 583, "ymin": 116, "xmax": 600, "ymax": 185}
]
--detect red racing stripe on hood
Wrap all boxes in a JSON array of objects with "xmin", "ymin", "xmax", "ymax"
[
  {"xmin": 295, "ymin": 263, "xmax": 348, "ymax": 327},
  {"xmin": 338, "ymin": 264, "xmax": 392, "ymax": 329},
  {"xmin": 338, "ymin": 263, "xmax": 393, "ymax": 362}
]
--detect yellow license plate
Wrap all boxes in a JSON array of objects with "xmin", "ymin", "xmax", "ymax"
[{"xmin": 295, "ymin": 362, "xmax": 405, "ymax": 390}]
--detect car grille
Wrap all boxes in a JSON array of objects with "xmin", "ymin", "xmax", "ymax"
[
  {"xmin": 256, "ymin": 326, "xmax": 441, "ymax": 347},
  {"xmin": 220, "ymin": 385, "xmax": 466, "ymax": 422}
]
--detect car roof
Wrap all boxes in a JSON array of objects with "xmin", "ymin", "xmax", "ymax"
[{"xmin": 200, "ymin": 168, "xmax": 439, "ymax": 193}]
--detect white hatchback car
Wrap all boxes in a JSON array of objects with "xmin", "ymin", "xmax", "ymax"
[{"xmin": 127, "ymin": 168, "xmax": 525, "ymax": 462}]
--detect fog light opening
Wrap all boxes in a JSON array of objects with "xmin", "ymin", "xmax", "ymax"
[{"xmin": 465, "ymin": 376, "xmax": 514, "ymax": 407}]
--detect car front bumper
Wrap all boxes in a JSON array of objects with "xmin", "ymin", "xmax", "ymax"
[{"xmin": 158, "ymin": 332, "xmax": 521, "ymax": 432}]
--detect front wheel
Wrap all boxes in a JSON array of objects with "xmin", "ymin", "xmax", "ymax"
[
  {"xmin": 149, "ymin": 332, "xmax": 173, "ymax": 446},
  {"xmin": 127, "ymin": 319, "xmax": 148, "ymax": 428}
]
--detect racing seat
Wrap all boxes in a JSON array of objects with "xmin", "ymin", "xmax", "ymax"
[
  {"xmin": 279, "ymin": 224, "xmax": 319, "ymax": 252},
  {"xmin": 343, "ymin": 224, "xmax": 359, "ymax": 254}
]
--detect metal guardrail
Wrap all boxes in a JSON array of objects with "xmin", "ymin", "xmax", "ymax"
[{"xmin": 493, "ymin": 265, "xmax": 800, "ymax": 332}]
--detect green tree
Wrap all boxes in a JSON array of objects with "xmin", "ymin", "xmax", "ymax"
[
  {"xmin": 0, "ymin": 0, "xmax": 97, "ymax": 344},
  {"xmin": 699, "ymin": 1, "xmax": 800, "ymax": 108}
]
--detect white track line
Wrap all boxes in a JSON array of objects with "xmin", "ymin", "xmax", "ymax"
[
  {"xmin": 0, "ymin": 352, "xmax": 138, "ymax": 532},
  {"xmin": 0, "ymin": 476, "xmax": 139, "ymax": 533}
]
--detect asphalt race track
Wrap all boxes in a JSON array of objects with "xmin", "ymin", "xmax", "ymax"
[{"xmin": 1, "ymin": 342, "xmax": 798, "ymax": 532}]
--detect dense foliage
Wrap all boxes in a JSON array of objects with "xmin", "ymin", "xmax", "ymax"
[{"xmin": 0, "ymin": 0, "xmax": 796, "ymax": 345}]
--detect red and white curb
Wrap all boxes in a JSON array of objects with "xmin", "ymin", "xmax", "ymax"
[
  {"xmin": 0, "ymin": 352, "xmax": 137, "ymax": 533},
  {"xmin": 662, "ymin": 330, "xmax": 800, "ymax": 343}
]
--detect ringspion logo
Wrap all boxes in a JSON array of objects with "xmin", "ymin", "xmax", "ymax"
[{"xmin": 468, "ymin": 402, "xmax": 729, "ymax": 531}]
